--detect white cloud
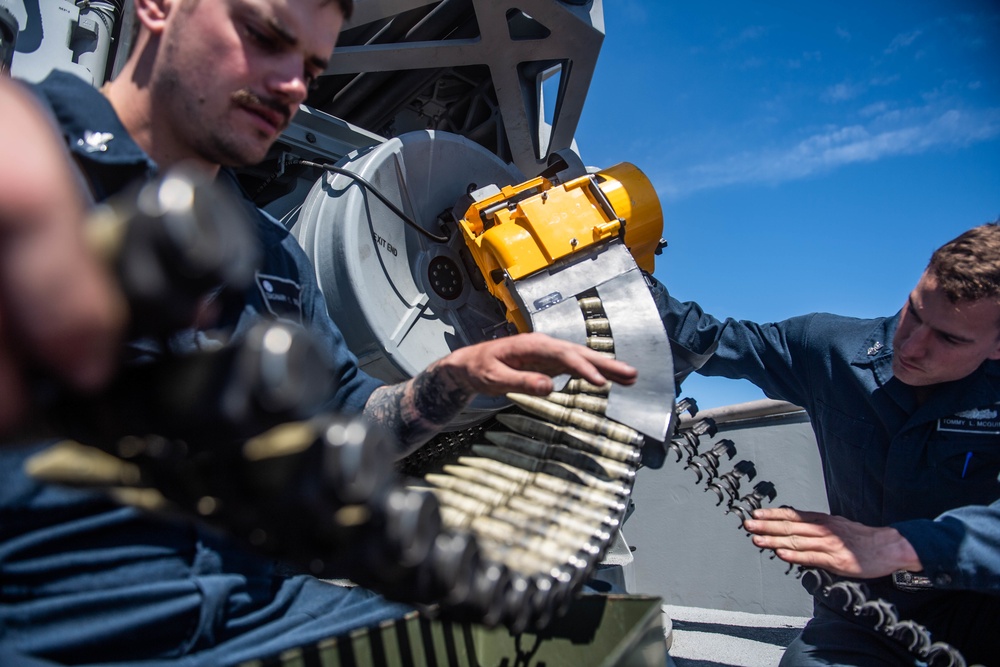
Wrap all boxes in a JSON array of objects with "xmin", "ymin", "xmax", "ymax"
[
  {"xmin": 654, "ymin": 106, "xmax": 1000, "ymax": 199},
  {"xmin": 722, "ymin": 25, "xmax": 768, "ymax": 50},
  {"xmin": 739, "ymin": 25, "xmax": 768, "ymax": 41},
  {"xmin": 859, "ymin": 101, "xmax": 889, "ymax": 117},
  {"xmin": 885, "ymin": 30, "xmax": 923, "ymax": 54},
  {"xmin": 822, "ymin": 81, "xmax": 865, "ymax": 103},
  {"xmin": 869, "ymin": 74, "xmax": 900, "ymax": 87}
]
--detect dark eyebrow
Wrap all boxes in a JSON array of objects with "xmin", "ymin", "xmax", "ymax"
[
  {"xmin": 258, "ymin": 10, "xmax": 330, "ymax": 72},
  {"xmin": 307, "ymin": 52, "xmax": 330, "ymax": 73},
  {"xmin": 909, "ymin": 296, "xmax": 975, "ymax": 344}
]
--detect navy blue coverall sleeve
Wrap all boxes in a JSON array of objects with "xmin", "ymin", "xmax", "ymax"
[{"xmin": 647, "ymin": 274, "xmax": 1000, "ymax": 594}]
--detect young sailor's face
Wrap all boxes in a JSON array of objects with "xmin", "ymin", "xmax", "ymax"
[
  {"xmin": 154, "ymin": 0, "xmax": 341, "ymax": 167},
  {"xmin": 892, "ymin": 271, "xmax": 1000, "ymax": 387}
]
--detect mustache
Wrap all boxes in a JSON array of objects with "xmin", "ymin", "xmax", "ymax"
[{"xmin": 231, "ymin": 89, "xmax": 290, "ymax": 126}]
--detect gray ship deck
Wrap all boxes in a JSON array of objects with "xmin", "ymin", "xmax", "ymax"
[{"xmin": 665, "ymin": 605, "xmax": 808, "ymax": 667}]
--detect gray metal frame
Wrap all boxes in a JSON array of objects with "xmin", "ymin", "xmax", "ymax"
[{"xmin": 325, "ymin": 0, "xmax": 605, "ymax": 176}]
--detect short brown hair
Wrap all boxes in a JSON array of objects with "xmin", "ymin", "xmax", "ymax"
[
  {"xmin": 180, "ymin": 0, "xmax": 353, "ymax": 17},
  {"xmin": 127, "ymin": 0, "xmax": 354, "ymax": 58},
  {"xmin": 333, "ymin": 0, "xmax": 354, "ymax": 20},
  {"xmin": 928, "ymin": 221, "xmax": 1000, "ymax": 303}
]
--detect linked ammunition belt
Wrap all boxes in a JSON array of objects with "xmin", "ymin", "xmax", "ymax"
[
  {"xmin": 799, "ymin": 571, "xmax": 974, "ymax": 667},
  {"xmin": 31, "ymin": 337, "xmax": 980, "ymax": 666},
  {"xmin": 21, "ymin": 164, "xmax": 647, "ymax": 637},
  {"xmin": 398, "ymin": 294, "xmax": 645, "ymax": 631},
  {"xmin": 665, "ymin": 413, "xmax": 981, "ymax": 667},
  {"xmin": 25, "ymin": 296, "xmax": 648, "ymax": 636},
  {"xmin": 20, "ymin": 160, "xmax": 651, "ymax": 660},
  {"xmin": 23, "ymin": 162, "xmax": 976, "ymax": 663}
]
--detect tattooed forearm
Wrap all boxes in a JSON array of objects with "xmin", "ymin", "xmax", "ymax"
[
  {"xmin": 363, "ymin": 362, "xmax": 473, "ymax": 457},
  {"xmin": 409, "ymin": 364, "xmax": 474, "ymax": 424}
]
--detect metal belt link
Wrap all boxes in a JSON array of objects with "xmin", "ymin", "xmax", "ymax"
[
  {"xmin": 404, "ymin": 293, "xmax": 645, "ymax": 632},
  {"xmin": 666, "ymin": 409, "xmax": 981, "ymax": 667}
]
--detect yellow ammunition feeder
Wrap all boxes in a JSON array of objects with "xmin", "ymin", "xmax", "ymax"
[{"xmin": 457, "ymin": 163, "xmax": 663, "ymax": 331}]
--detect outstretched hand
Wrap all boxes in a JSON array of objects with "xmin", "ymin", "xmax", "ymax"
[
  {"xmin": 365, "ymin": 332, "xmax": 638, "ymax": 457},
  {"xmin": 743, "ymin": 507, "xmax": 922, "ymax": 579},
  {"xmin": 434, "ymin": 331, "xmax": 637, "ymax": 397}
]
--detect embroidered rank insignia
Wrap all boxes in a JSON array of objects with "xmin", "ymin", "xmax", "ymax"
[{"xmin": 78, "ymin": 130, "xmax": 114, "ymax": 153}]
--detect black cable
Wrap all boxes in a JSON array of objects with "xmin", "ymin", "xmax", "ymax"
[{"xmin": 297, "ymin": 159, "xmax": 449, "ymax": 243}]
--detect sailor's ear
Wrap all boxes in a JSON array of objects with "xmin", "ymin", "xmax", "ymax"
[{"xmin": 134, "ymin": 0, "xmax": 175, "ymax": 34}]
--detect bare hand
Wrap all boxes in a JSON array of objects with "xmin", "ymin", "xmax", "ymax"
[
  {"xmin": 433, "ymin": 331, "xmax": 637, "ymax": 397},
  {"xmin": 743, "ymin": 507, "xmax": 922, "ymax": 578},
  {"xmin": 365, "ymin": 332, "xmax": 638, "ymax": 456},
  {"xmin": 0, "ymin": 80, "xmax": 126, "ymax": 433}
]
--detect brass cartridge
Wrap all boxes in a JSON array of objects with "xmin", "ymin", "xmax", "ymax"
[
  {"xmin": 506, "ymin": 393, "xmax": 644, "ymax": 447},
  {"xmin": 454, "ymin": 457, "xmax": 626, "ymax": 514},
  {"xmin": 470, "ymin": 445, "xmax": 630, "ymax": 497},
  {"xmin": 496, "ymin": 413, "xmax": 640, "ymax": 463},
  {"xmin": 489, "ymin": 506, "xmax": 602, "ymax": 555},
  {"xmin": 585, "ymin": 336, "xmax": 615, "ymax": 353},
  {"xmin": 583, "ymin": 317, "xmax": 612, "ymax": 336},
  {"xmin": 577, "ymin": 296, "xmax": 604, "ymax": 318},
  {"xmin": 544, "ymin": 391, "xmax": 610, "ymax": 415},
  {"xmin": 485, "ymin": 430, "xmax": 635, "ymax": 481},
  {"xmin": 563, "ymin": 378, "xmax": 612, "ymax": 396},
  {"xmin": 505, "ymin": 494, "xmax": 614, "ymax": 538},
  {"xmin": 425, "ymin": 473, "xmax": 508, "ymax": 507}
]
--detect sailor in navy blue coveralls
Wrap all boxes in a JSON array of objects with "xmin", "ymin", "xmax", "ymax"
[
  {"xmin": 649, "ymin": 274, "xmax": 1000, "ymax": 665},
  {"xmin": 0, "ymin": 71, "xmax": 412, "ymax": 667},
  {"xmin": 0, "ymin": 0, "xmax": 644, "ymax": 661}
]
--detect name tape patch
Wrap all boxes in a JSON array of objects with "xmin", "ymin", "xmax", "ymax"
[
  {"xmin": 938, "ymin": 405, "xmax": 1000, "ymax": 435},
  {"xmin": 256, "ymin": 273, "xmax": 303, "ymax": 324}
]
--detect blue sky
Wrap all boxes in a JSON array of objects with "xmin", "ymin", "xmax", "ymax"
[{"xmin": 575, "ymin": 0, "xmax": 1000, "ymax": 408}]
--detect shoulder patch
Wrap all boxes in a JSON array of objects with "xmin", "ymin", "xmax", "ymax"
[{"xmin": 256, "ymin": 273, "xmax": 303, "ymax": 324}]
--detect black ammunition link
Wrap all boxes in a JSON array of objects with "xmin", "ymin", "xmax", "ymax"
[{"xmin": 666, "ymin": 402, "xmax": 978, "ymax": 667}]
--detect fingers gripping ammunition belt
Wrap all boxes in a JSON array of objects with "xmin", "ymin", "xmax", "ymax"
[
  {"xmin": 23, "ymin": 156, "xmax": 974, "ymax": 662},
  {"xmin": 394, "ymin": 156, "xmax": 678, "ymax": 621},
  {"xmin": 405, "ymin": 294, "xmax": 647, "ymax": 631},
  {"xmin": 25, "ymin": 158, "xmax": 674, "ymax": 651},
  {"xmin": 453, "ymin": 164, "xmax": 676, "ymax": 444},
  {"xmin": 388, "ymin": 162, "xmax": 681, "ymax": 629},
  {"xmin": 26, "ymin": 298, "xmax": 649, "ymax": 633},
  {"xmin": 666, "ymin": 406, "xmax": 981, "ymax": 667},
  {"xmin": 25, "ymin": 160, "xmax": 673, "ymax": 636}
]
